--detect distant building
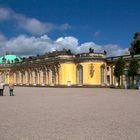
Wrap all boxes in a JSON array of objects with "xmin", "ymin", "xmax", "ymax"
[{"xmin": 0, "ymin": 50, "xmax": 139, "ymax": 88}]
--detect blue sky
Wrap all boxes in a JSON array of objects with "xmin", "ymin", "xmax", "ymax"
[{"xmin": 0, "ymin": 0, "xmax": 139, "ymax": 56}]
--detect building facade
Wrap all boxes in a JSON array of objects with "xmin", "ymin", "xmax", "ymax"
[
  {"xmin": 0, "ymin": 51, "xmax": 140, "ymax": 88},
  {"xmin": 107, "ymin": 54, "xmax": 140, "ymax": 88}
]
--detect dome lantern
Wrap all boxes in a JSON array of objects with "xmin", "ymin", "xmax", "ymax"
[{"xmin": 0, "ymin": 52, "xmax": 22, "ymax": 65}]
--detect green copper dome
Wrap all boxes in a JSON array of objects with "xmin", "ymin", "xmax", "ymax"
[{"xmin": 0, "ymin": 52, "xmax": 22, "ymax": 64}]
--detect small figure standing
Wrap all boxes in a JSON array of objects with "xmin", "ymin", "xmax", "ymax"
[
  {"xmin": 0, "ymin": 83, "xmax": 5, "ymax": 96},
  {"xmin": 9, "ymin": 83, "xmax": 14, "ymax": 96}
]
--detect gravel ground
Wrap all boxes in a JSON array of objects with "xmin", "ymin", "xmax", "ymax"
[{"xmin": 0, "ymin": 87, "xmax": 140, "ymax": 140}]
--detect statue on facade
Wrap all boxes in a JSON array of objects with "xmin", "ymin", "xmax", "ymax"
[{"xmin": 89, "ymin": 48, "xmax": 94, "ymax": 53}]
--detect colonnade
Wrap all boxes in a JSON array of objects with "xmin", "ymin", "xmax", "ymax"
[
  {"xmin": 0, "ymin": 63, "xmax": 107, "ymax": 86},
  {"xmin": 11, "ymin": 66, "xmax": 59, "ymax": 86}
]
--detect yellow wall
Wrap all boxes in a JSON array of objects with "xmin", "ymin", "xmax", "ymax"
[
  {"xmin": 59, "ymin": 61, "xmax": 106, "ymax": 85},
  {"xmin": 60, "ymin": 63, "xmax": 76, "ymax": 85},
  {"xmin": 0, "ymin": 60, "xmax": 106, "ymax": 86},
  {"xmin": 9, "ymin": 73, "xmax": 13, "ymax": 83},
  {"xmin": 79, "ymin": 61, "xmax": 106, "ymax": 85}
]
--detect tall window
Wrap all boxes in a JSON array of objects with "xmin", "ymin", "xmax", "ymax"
[
  {"xmin": 16, "ymin": 72, "xmax": 19, "ymax": 84},
  {"xmin": 14, "ymin": 72, "xmax": 17, "ymax": 84},
  {"xmin": 42, "ymin": 68, "xmax": 46, "ymax": 85},
  {"xmin": 50, "ymin": 67, "xmax": 55, "ymax": 85},
  {"xmin": 34, "ymin": 69, "xmax": 37, "ymax": 85},
  {"xmin": 52, "ymin": 67, "xmax": 55, "ymax": 85},
  {"xmin": 27, "ymin": 71, "xmax": 30, "ymax": 84},
  {"xmin": 100, "ymin": 65, "xmax": 105, "ymax": 85},
  {"xmin": 107, "ymin": 75, "xmax": 110, "ymax": 85},
  {"xmin": 77, "ymin": 64, "xmax": 83, "ymax": 86},
  {"xmin": 21, "ymin": 72, "xmax": 23, "ymax": 84}
]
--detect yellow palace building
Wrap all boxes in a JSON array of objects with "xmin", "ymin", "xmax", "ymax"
[{"xmin": 0, "ymin": 50, "xmax": 140, "ymax": 87}]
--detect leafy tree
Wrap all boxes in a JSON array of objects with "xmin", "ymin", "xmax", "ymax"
[
  {"xmin": 128, "ymin": 58, "xmax": 139, "ymax": 88},
  {"xmin": 114, "ymin": 57, "xmax": 125, "ymax": 87},
  {"xmin": 129, "ymin": 32, "xmax": 140, "ymax": 55}
]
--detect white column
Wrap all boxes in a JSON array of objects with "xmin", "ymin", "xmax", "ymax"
[
  {"xmin": 33, "ymin": 71, "xmax": 36, "ymax": 85},
  {"xmin": 42, "ymin": 70, "xmax": 44, "ymax": 86},
  {"xmin": 49, "ymin": 70, "xmax": 53, "ymax": 86},
  {"xmin": 19, "ymin": 72, "xmax": 21, "ymax": 84},
  {"xmin": 14, "ymin": 73, "xmax": 16, "ymax": 85},
  {"xmin": 26, "ymin": 71, "xmax": 29, "ymax": 85}
]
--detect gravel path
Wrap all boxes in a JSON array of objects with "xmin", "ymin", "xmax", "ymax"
[{"xmin": 0, "ymin": 87, "xmax": 140, "ymax": 140}]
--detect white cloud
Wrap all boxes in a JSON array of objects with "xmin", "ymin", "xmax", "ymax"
[
  {"xmin": 0, "ymin": 33, "xmax": 7, "ymax": 54},
  {"xmin": 55, "ymin": 36, "xmax": 79, "ymax": 52},
  {"xmin": 59, "ymin": 23, "xmax": 71, "ymax": 30},
  {"xmin": 103, "ymin": 44, "xmax": 129, "ymax": 56},
  {"xmin": 0, "ymin": 7, "xmax": 71, "ymax": 35},
  {"xmin": 17, "ymin": 17, "xmax": 52, "ymax": 35},
  {"xmin": 0, "ymin": 7, "xmax": 11, "ymax": 21},
  {"xmin": 5, "ymin": 35, "xmax": 53, "ymax": 56},
  {"xmin": 0, "ymin": 34, "xmax": 129, "ymax": 57},
  {"xmin": 79, "ymin": 42, "xmax": 102, "ymax": 53},
  {"xmin": 0, "ymin": 33, "xmax": 6, "ymax": 42},
  {"xmin": 0, "ymin": 7, "xmax": 128, "ymax": 56}
]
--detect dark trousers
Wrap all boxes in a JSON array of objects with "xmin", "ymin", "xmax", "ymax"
[
  {"xmin": 10, "ymin": 89, "xmax": 14, "ymax": 96},
  {"xmin": 0, "ymin": 89, "xmax": 3, "ymax": 96}
]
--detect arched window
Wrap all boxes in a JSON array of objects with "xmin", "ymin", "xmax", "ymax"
[
  {"xmin": 21, "ymin": 72, "xmax": 23, "ymax": 84},
  {"xmin": 50, "ymin": 67, "xmax": 55, "ymax": 86},
  {"xmin": 16, "ymin": 72, "xmax": 21, "ymax": 84},
  {"xmin": 100, "ymin": 64, "xmax": 105, "ymax": 85},
  {"xmin": 42, "ymin": 68, "xmax": 46, "ymax": 85},
  {"xmin": 34, "ymin": 69, "xmax": 38, "ymax": 85},
  {"xmin": 14, "ymin": 72, "xmax": 17, "ymax": 84},
  {"xmin": 77, "ymin": 64, "xmax": 83, "ymax": 86},
  {"xmin": 27, "ymin": 71, "xmax": 30, "ymax": 84}
]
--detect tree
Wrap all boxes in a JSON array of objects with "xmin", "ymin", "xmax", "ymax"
[
  {"xmin": 114, "ymin": 57, "xmax": 125, "ymax": 87},
  {"xmin": 128, "ymin": 58, "xmax": 139, "ymax": 88},
  {"xmin": 129, "ymin": 32, "xmax": 140, "ymax": 55}
]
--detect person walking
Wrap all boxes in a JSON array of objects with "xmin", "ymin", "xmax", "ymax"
[
  {"xmin": 9, "ymin": 83, "xmax": 14, "ymax": 96},
  {"xmin": 0, "ymin": 83, "xmax": 5, "ymax": 96}
]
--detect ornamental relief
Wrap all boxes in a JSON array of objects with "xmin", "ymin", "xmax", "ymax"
[{"xmin": 89, "ymin": 64, "xmax": 94, "ymax": 78}]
